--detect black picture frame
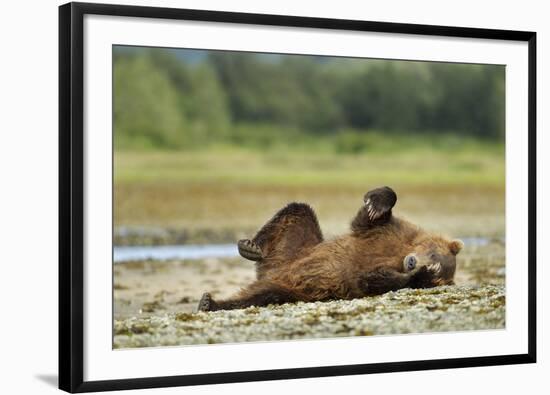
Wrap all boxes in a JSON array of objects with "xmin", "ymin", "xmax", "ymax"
[{"xmin": 59, "ymin": 2, "xmax": 537, "ymax": 392}]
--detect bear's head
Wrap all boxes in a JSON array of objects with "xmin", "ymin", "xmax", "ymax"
[{"xmin": 402, "ymin": 235, "xmax": 464, "ymax": 285}]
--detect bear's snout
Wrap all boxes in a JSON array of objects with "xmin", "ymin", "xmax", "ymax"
[{"xmin": 403, "ymin": 254, "xmax": 417, "ymax": 271}]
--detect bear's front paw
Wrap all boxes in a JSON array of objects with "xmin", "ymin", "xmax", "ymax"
[
  {"xmin": 363, "ymin": 186, "xmax": 397, "ymax": 221},
  {"xmin": 409, "ymin": 264, "xmax": 442, "ymax": 289},
  {"xmin": 359, "ymin": 269, "xmax": 404, "ymax": 296}
]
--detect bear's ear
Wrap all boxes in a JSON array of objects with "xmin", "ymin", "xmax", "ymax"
[{"xmin": 449, "ymin": 239, "xmax": 464, "ymax": 255}]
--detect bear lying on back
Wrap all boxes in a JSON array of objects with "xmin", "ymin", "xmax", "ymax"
[{"xmin": 198, "ymin": 186, "xmax": 463, "ymax": 312}]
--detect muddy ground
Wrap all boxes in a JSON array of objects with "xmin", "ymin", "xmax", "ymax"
[{"xmin": 113, "ymin": 240, "xmax": 505, "ymax": 348}]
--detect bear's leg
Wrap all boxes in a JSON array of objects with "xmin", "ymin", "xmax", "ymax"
[
  {"xmin": 252, "ymin": 202, "xmax": 323, "ymax": 258},
  {"xmin": 351, "ymin": 186, "xmax": 397, "ymax": 233},
  {"xmin": 238, "ymin": 202, "xmax": 324, "ymax": 278},
  {"xmin": 197, "ymin": 281, "xmax": 304, "ymax": 312}
]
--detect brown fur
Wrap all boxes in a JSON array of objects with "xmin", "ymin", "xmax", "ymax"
[{"xmin": 198, "ymin": 187, "xmax": 463, "ymax": 312}]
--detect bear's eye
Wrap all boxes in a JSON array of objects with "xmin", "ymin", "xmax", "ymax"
[{"xmin": 430, "ymin": 253, "xmax": 437, "ymax": 260}]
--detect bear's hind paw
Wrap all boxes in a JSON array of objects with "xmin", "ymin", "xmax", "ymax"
[
  {"xmin": 238, "ymin": 239, "xmax": 263, "ymax": 261},
  {"xmin": 197, "ymin": 292, "xmax": 214, "ymax": 312}
]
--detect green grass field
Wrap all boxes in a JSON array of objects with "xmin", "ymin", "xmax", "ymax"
[
  {"xmin": 114, "ymin": 141, "xmax": 505, "ymax": 240},
  {"xmin": 115, "ymin": 146, "xmax": 504, "ymax": 186}
]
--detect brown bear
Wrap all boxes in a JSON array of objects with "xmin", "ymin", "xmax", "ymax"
[{"xmin": 197, "ymin": 186, "xmax": 463, "ymax": 312}]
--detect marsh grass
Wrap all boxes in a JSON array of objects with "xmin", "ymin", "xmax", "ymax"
[
  {"xmin": 114, "ymin": 147, "xmax": 504, "ymax": 238},
  {"xmin": 115, "ymin": 142, "xmax": 504, "ymax": 186}
]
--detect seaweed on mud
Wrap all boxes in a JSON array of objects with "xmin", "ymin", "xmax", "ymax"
[
  {"xmin": 175, "ymin": 312, "xmax": 203, "ymax": 322},
  {"xmin": 177, "ymin": 296, "xmax": 192, "ymax": 304},
  {"xmin": 141, "ymin": 301, "xmax": 165, "ymax": 313},
  {"xmin": 303, "ymin": 311, "xmax": 322, "ymax": 325},
  {"xmin": 114, "ymin": 284, "xmax": 506, "ymax": 348},
  {"xmin": 354, "ymin": 328, "xmax": 375, "ymax": 336},
  {"xmin": 129, "ymin": 322, "xmax": 151, "ymax": 334},
  {"xmin": 153, "ymin": 290, "xmax": 173, "ymax": 301},
  {"xmin": 244, "ymin": 307, "xmax": 261, "ymax": 315}
]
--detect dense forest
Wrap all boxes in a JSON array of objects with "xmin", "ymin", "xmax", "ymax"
[{"xmin": 113, "ymin": 47, "xmax": 505, "ymax": 151}]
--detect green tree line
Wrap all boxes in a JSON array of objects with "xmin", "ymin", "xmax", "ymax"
[{"xmin": 113, "ymin": 47, "xmax": 504, "ymax": 150}]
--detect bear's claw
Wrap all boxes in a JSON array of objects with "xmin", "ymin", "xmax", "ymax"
[
  {"xmin": 364, "ymin": 186, "xmax": 397, "ymax": 221},
  {"xmin": 427, "ymin": 262, "xmax": 442, "ymax": 275},
  {"xmin": 365, "ymin": 198, "xmax": 381, "ymax": 220}
]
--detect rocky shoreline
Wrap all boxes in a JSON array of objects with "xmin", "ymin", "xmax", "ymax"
[{"xmin": 114, "ymin": 284, "xmax": 505, "ymax": 349}]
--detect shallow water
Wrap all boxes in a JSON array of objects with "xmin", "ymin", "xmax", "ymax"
[
  {"xmin": 113, "ymin": 237, "xmax": 497, "ymax": 263},
  {"xmin": 114, "ymin": 243, "xmax": 238, "ymax": 262}
]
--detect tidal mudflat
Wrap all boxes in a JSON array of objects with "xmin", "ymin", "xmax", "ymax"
[{"xmin": 113, "ymin": 240, "xmax": 505, "ymax": 348}]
